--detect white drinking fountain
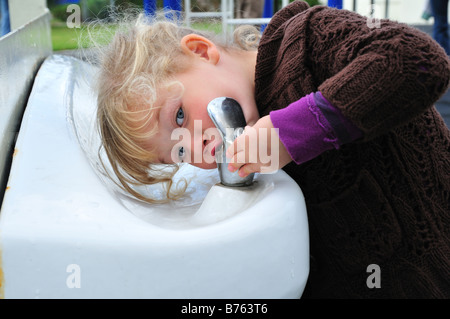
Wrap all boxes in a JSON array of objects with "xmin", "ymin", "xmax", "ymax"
[{"xmin": 0, "ymin": 55, "xmax": 309, "ymax": 298}]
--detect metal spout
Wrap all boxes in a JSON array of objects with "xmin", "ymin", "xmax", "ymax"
[{"xmin": 207, "ymin": 97, "xmax": 254, "ymax": 187}]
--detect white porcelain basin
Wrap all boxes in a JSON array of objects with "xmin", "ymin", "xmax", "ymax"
[{"xmin": 0, "ymin": 55, "xmax": 309, "ymax": 298}]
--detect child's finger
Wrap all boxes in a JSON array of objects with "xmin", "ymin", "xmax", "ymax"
[
  {"xmin": 228, "ymin": 162, "xmax": 239, "ymax": 172},
  {"xmin": 227, "ymin": 150, "xmax": 246, "ymax": 171},
  {"xmin": 238, "ymin": 163, "xmax": 260, "ymax": 177},
  {"xmin": 226, "ymin": 132, "xmax": 248, "ymax": 159}
]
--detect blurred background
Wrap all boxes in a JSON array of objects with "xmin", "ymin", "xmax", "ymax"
[
  {"xmin": 1, "ymin": 0, "xmax": 436, "ymax": 51},
  {"xmin": 47, "ymin": 0, "xmax": 318, "ymax": 50}
]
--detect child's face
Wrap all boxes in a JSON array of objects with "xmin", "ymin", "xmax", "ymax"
[
  {"xmin": 147, "ymin": 70, "xmax": 223, "ymax": 169},
  {"xmin": 142, "ymin": 35, "xmax": 259, "ymax": 170}
]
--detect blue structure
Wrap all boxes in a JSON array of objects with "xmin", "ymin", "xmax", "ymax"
[
  {"xmin": 0, "ymin": 0, "xmax": 10, "ymax": 36},
  {"xmin": 164, "ymin": 0, "xmax": 181, "ymax": 11},
  {"xmin": 263, "ymin": 0, "xmax": 274, "ymax": 18},
  {"xmin": 328, "ymin": 0, "xmax": 343, "ymax": 9},
  {"xmin": 260, "ymin": 0, "xmax": 275, "ymax": 32},
  {"xmin": 143, "ymin": 0, "xmax": 156, "ymax": 16},
  {"xmin": 55, "ymin": 0, "xmax": 80, "ymax": 3},
  {"xmin": 144, "ymin": 0, "xmax": 181, "ymax": 16}
]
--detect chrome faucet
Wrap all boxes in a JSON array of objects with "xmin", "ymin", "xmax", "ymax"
[{"xmin": 207, "ymin": 97, "xmax": 255, "ymax": 187}]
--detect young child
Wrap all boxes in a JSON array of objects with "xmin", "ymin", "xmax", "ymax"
[{"xmin": 96, "ymin": 1, "xmax": 450, "ymax": 298}]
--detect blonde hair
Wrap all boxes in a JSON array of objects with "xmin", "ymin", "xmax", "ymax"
[{"xmin": 93, "ymin": 8, "xmax": 260, "ymax": 203}]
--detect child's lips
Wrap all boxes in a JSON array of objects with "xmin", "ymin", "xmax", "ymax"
[{"xmin": 209, "ymin": 139, "xmax": 223, "ymax": 158}]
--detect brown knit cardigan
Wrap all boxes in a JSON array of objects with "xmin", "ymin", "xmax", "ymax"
[{"xmin": 255, "ymin": 1, "xmax": 450, "ymax": 298}]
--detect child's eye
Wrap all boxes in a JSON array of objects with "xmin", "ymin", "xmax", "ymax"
[
  {"xmin": 176, "ymin": 107, "xmax": 184, "ymax": 126},
  {"xmin": 178, "ymin": 147, "xmax": 185, "ymax": 161}
]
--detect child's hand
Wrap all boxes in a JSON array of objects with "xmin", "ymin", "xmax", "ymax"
[{"xmin": 226, "ymin": 115, "xmax": 292, "ymax": 177}]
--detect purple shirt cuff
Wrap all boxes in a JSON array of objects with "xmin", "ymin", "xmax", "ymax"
[
  {"xmin": 314, "ymin": 92, "xmax": 363, "ymax": 144},
  {"xmin": 269, "ymin": 92, "xmax": 362, "ymax": 165}
]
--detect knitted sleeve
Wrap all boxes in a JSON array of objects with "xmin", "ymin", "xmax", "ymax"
[
  {"xmin": 310, "ymin": 8, "xmax": 450, "ymax": 140},
  {"xmin": 269, "ymin": 92, "xmax": 362, "ymax": 164}
]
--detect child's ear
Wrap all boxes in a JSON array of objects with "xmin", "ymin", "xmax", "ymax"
[{"xmin": 180, "ymin": 34, "xmax": 220, "ymax": 64}]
